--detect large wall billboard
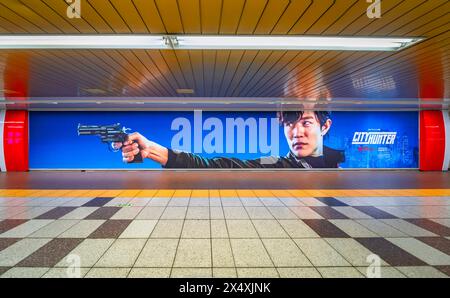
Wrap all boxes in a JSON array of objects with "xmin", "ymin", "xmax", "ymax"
[{"xmin": 29, "ymin": 111, "xmax": 418, "ymax": 169}]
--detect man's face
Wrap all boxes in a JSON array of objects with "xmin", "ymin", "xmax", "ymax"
[{"xmin": 284, "ymin": 111, "xmax": 326, "ymax": 158}]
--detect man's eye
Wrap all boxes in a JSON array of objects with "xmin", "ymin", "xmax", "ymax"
[
  {"xmin": 303, "ymin": 121, "xmax": 312, "ymax": 126},
  {"xmin": 285, "ymin": 122, "xmax": 294, "ymax": 127}
]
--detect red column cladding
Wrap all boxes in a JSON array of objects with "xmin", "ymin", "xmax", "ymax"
[
  {"xmin": 419, "ymin": 111, "xmax": 446, "ymax": 171},
  {"xmin": 2, "ymin": 110, "xmax": 29, "ymax": 171}
]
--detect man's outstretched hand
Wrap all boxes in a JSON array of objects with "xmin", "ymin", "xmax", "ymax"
[{"xmin": 113, "ymin": 132, "xmax": 169, "ymax": 165}]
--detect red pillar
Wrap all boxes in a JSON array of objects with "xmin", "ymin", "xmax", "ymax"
[
  {"xmin": 0, "ymin": 110, "xmax": 29, "ymax": 172},
  {"xmin": 419, "ymin": 110, "xmax": 449, "ymax": 171}
]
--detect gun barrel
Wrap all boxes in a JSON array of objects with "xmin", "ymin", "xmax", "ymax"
[{"xmin": 77, "ymin": 123, "xmax": 122, "ymax": 136}]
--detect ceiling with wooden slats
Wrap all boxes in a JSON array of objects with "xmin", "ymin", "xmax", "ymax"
[{"xmin": 0, "ymin": 0, "xmax": 448, "ymax": 110}]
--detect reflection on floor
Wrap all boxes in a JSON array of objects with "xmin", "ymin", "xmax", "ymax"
[{"xmin": 0, "ymin": 189, "xmax": 449, "ymax": 278}]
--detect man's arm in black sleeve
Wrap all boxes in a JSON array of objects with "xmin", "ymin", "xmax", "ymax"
[{"xmin": 163, "ymin": 149, "xmax": 285, "ymax": 168}]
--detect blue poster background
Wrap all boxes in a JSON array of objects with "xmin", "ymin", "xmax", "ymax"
[{"xmin": 29, "ymin": 111, "xmax": 418, "ymax": 169}]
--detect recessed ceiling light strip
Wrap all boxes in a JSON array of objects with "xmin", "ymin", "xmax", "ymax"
[{"xmin": 0, "ymin": 35, "xmax": 422, "ymax": 51}]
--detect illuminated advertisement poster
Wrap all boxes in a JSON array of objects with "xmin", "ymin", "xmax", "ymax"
[{"xmin": 29, "ymin": 111, "xmax": 418, "ymax": 169}]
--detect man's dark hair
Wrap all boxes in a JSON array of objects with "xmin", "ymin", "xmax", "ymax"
[{"xmin": 277, "ymin": 111, "xmax": 331, "ymax": 127}]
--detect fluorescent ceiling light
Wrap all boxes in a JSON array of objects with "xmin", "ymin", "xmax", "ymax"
[
  {"xmin": 0, "ymin": 35, "xmax": 165, "ymax": 49},
  {"xmin": 175, "ymin": 36, "xmax": 421, "ymax": 51},
  {"xmin": 0, "ymin": 35, "xmax": 422, "ymax": 51}
]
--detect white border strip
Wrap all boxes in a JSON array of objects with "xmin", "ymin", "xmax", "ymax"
[
  {"xmin": 443, "ymin": 111, "xmax": 450, "ymax": 171},
  {"xmin": 0, "ymin": 110, "xmax": 6, "ymax": 172}
]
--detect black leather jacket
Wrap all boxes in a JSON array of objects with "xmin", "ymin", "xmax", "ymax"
[{"xmin": 164, "ymin": 146, "xmax": 345, "ymax": 169}]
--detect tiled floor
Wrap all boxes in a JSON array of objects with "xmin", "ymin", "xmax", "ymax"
[{"xmin": 0, "ymin": 190, "xmax": 449, "ymax": 278}]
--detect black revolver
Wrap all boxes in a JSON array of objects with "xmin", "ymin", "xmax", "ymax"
[{"xmin": 77, "ymin": 123, "xmax": 143, "ymax": 163}]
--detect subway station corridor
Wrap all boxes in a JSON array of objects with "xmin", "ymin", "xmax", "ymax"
[{"xmin": 0, "ymin": 0, "xmax": 449, "ymax": 284}]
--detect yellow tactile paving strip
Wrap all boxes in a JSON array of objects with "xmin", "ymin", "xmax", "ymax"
[{"xmin": 0, "ymin": 189, "xmax": 449, "ymax": 198}]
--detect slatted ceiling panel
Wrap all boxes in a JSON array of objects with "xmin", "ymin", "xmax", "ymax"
[
  {"xmin": 120, "ymin": 50, "xmax": 166, "ymax": 96},
  {"xmin": 338, "ymin": 0, "xmax": 403, "ymax": 35},
  {"xmin": 50, "ymin": 50, "xmax": 119, "ymax": 92},
  {"xmin": 219, "ymin": 51, "xmax": 248, "ymax": 96},
  {"xmin": 363, "ymin": 72, "xmax": 443, "ymax": 98},
  {"xmin": 9, "ymin": 60, "xmax": 66, "ymax": 96},
  {"xmin": 224, "ymin": 50, "xmax": 258, "ymax": 96},
  {"xmin": 169, "ymin": 51, "xmax": 194, "ymax": 92},
  {"xmin": 120, "ymin": 53, "xmax": 168, "ymax": 95},
  {"xmin": 31, "ymin": 51, "xmax": 102, "ymax": 87},
  {"xmin": 40, "ymin": 0, "xmax": 96, "ymax": 33},
  {"xmin": 252, "ymin": 51, "xmax": 327, "ymax": 97},
  {"xmin": 296, "ymin": 2, "xmax": 426, "ymax": 96},
  {"xmin": 30, "ymin": 66, "xmax": 97, "ymax": 96},
  {"xmin": 160, "ymin": 50, "xmax": 189, "ymax": 88},
  {"xmin": 390, "ymin": 4, "xmax": 449, "ymax": 36},
  {"xmin": 219, "ymin": 0, "xmax": 246, "ymax": 34},
  {"xmin": 318, "ymin": 31, "xmax": 450, "ymax": 94},
  {"xmin": 245, "ymin": 51, "xmax": 298, "ymax": 95},
  {"xmin": 223, "ymin": 50, "xmax": 255, "ymax": 95},
  {"xmin": 146, "ymin": 50, "xmax": 183, "ymax": 92},
  {"xmin": 74, "ymin": 50, "xmax": 137, "ymax": 92},
  {"xmin": 0, "ymin": 16, "xmax": 24, "ymax": 32},
  {"xmin": 271, "ymin": 0, "xmax": 311, "ymax": 34},
  {"xmin": 121, "ymin": 50, "xmax": 168, "ymax": 95},
  {"xmin": 188, "ymin": 50, "xmax": 204, "ymax": 96},
  {"xmin": 0, "ymin": 3, "xmax": 45, "ymax": 33},
  {"xmin": 343, "ymin": 45, "xmax": 450, "ymax": 91},
  {"xmin": 279, "ymin": 52, "xmax": 381, "ymax": 97},
  {"xmin": 174, "ymin": 50, "xmax": 196, "ymax": 92},
  {"xmin": 64, "ymin": 0, "xmax": 114, "ymax": 33},
  {"xmin": 282, "ymin": 51, "xmax": 338, "ymax": 90},
  {"xmin": 328, "ymin": 66, "xmax": 441, "ymax": 99},
  {"xmin": 81, "ymin": 50, "xmax": 147, "ymax": 92},
  {"xmin": 1, "ymin": 0, "xmax": 60, "ymax": 33},
  {"xmin": 231, "ymin": 51, "xmax": 272, "ymax": 96},
  {"xmin": 252, "ymin": 0, "xmax": 289, "ymax": 34},
  {"xmin": 130, "ymin": 51, "xmax": 165, "ymax": 92},
  {"xmin": 132, "ymin": 50, "xmax": 177, "ymax": 96},
  {"xmin": 321, "ymin": 1, "xmax": 366, "ymax": 35},
  {"xmin": 240, "ymin": 51, "xmax": 288, "ymax": 96},
  {"xmin": 99, "ymin": 51, "xmax": 150, "ymax": 91},
  {"xmin": 288, "ymin": 0, "xmax": 334, "ymax": 34},
  {"xmin": 235, "ymin": 0, "xmax": 268, "ymax": 34},
  {"xmin": 318, "ymin": 44, "xmax": 449, "ymax": 98},
  {"xmin": 302, "ymin": 2, "xmax": 432, "ymax": 95},
  {"xmin": 110, "ymin": 0, "xmax": 150, "ymax": 33},
  {"xmin": 260, "ymin": 15, "xmax": 450, "ymax": 98},
  {"xmin": 21, "ymin": 0, "xmax": 79, "ymax": 33},
  {"xmin": 132, "ymin": 0, "xmax": 165, "ymax": 33},
  {"xmin": 312, "ymin": 2, "xmax": 448, "ymax": 91},
  {"xmin": 200, "ymin": 0, "xmax": 222, "ymax": 34},
  {"xmin": 235, "ymin": 51, "xmax": 282, "ymax": 96},
  {"xmin": 355, "ymin": 71, "xmax": 444, "ymax": 99},
  {"xmin": 154, "ymin": 0, "xmax": 184, "ymax": 34},
  {"xmin": 212, "ymin": 50, "xmax": 230, "ymax": 96},
  {"xmin": 357, "ymin": 0, "xmax": 428, "ymax": 36},
  {"xmin": 107, "ymin": 50, "xmax": 154, "ymax": 92},
  {"xmin": 415, "ymin": 16, "xmax": 450, "ymax": 38},
  {"xmin": 203, "ymin": 51, "xmax": 217, "ymax": 96},
  {"xmin": 241, "ymin": 51, "xmax": 299, "ymax": 96},
  {"xmin": 376, "ymin": 0, "xmax": 448, "ymax": 35},
  {"xmin": 29, "ymin": 54, "xmax": 91, "ymax": 90},
  {"xmin": 306, "ymin": 0, "xmax": 359, "ymax": 35},
  {"xmin": 178, "ymin": 0, "xmax": 201, "ymax": 34},
  {"xmin": 88, "ymin": 0, "xmax": 131, "ymax": 33},
  {"xmin": 9, "ymin": 51, "xmax": 58, "ymax": 84},
  {"xmin": 311, "ymin": 35, "xmax": 441, "ymax": 94}
]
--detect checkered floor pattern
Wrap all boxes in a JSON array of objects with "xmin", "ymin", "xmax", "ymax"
[{"xmin": 0, "ymin": 193, "xmax": 449, "ymax": 278}]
